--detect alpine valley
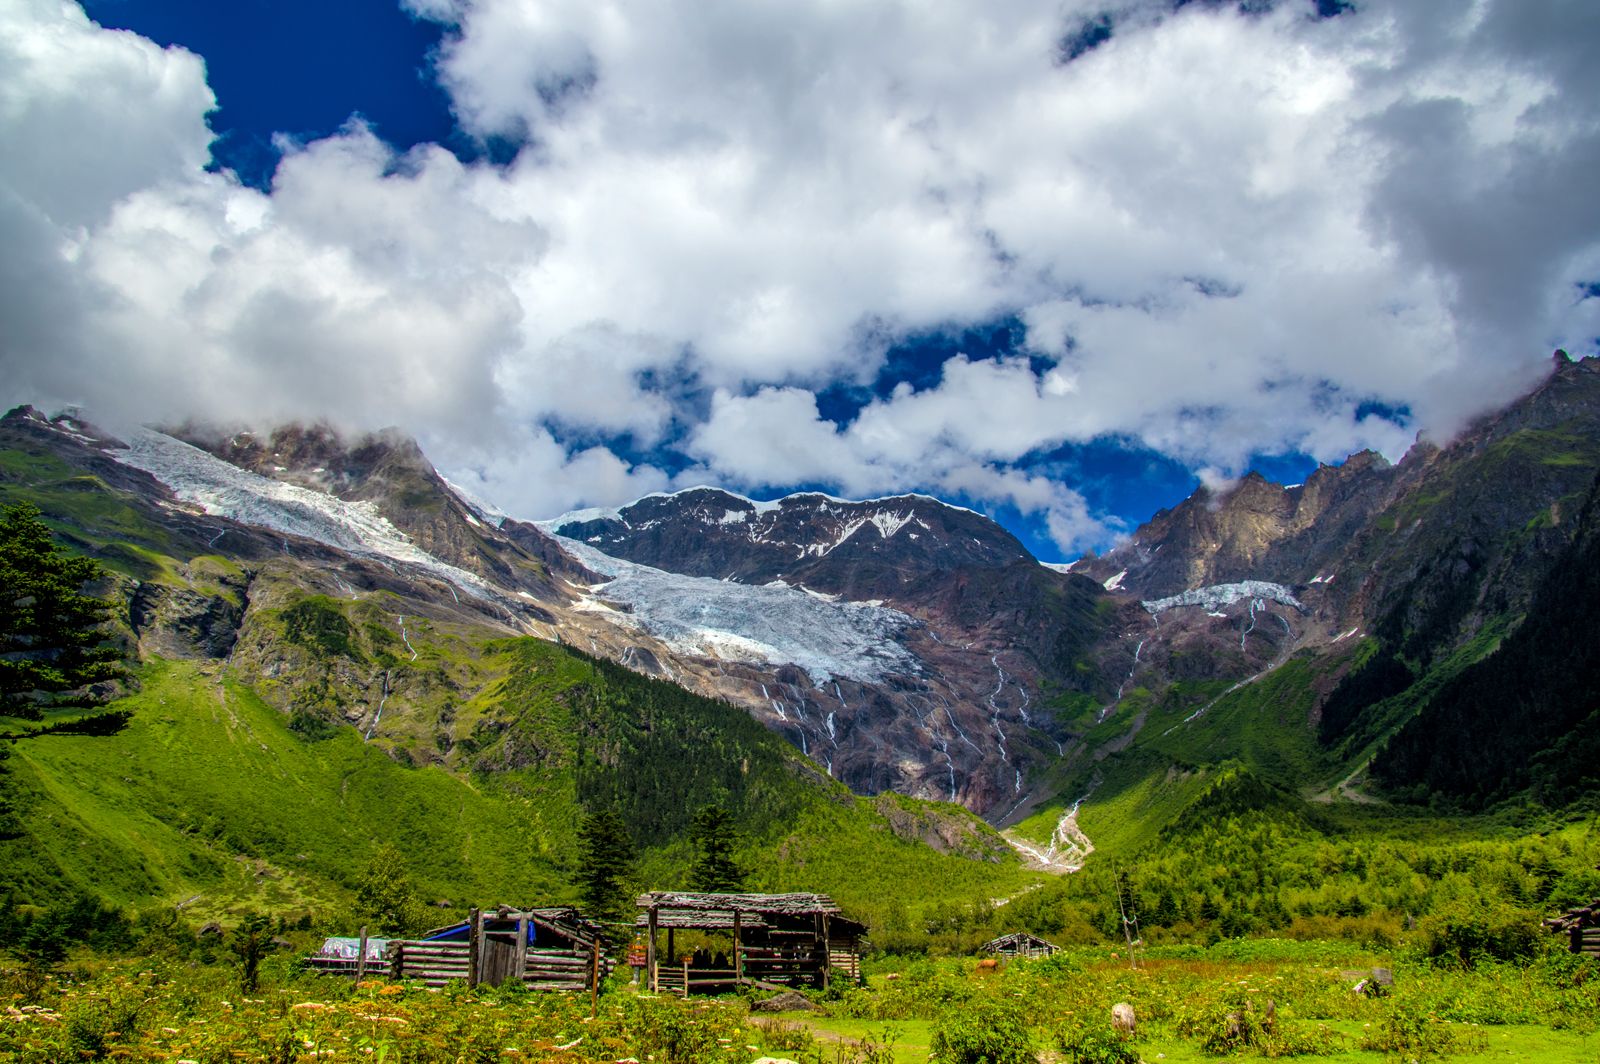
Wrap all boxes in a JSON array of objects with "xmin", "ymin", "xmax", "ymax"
[{"xmin": 4, "ymin": 352, "xmax": 1600, "ymax": 931}]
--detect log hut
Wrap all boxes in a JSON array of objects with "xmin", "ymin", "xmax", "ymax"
[
  {"xmin": 383, "ymin": 905, "xmax": 614, "ymax": 990},
  {"xmin": 980, "ymin": 931, "xmax": 1060, "ymax": 959},
  {"xmin": 635, "ymin": 891, "xmax": 866, "ymax": 997},
  {"xmin": 1544, "ymin": 894, "xmax": 1600, "ymax": 957}
]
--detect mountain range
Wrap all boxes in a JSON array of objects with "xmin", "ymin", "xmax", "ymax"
[{"xmin": 2, "ymin": 350, "xmax": 1597, "ymax": 914}]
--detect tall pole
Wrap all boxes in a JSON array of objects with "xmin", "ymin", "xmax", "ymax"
[
  {"xmin": 467, "ymin": 908, "xmax": 482, "ymax": 987},
  {"xmin": 515, "ymin": 916, "xmax": 528, "ymax": 984},
  {"xmin": 733, "ymin": 911, "xmax": 743, "ymax": 985},
  {"xmin": 355, "ymin": 925, "xmax": 368, "ymax": 982},
  {"xmin": 646, "ymin": 906, "xmax": 658, "ymax": 993}
]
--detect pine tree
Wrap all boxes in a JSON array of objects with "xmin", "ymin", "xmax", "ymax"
[
  {"xmin": 687, "ymin": 805, "xmax": 745, "ymax": 892},
  {"xmin": 576, "ymin": 810, "xmax": 636, "ymax": 919},
  {"xmin": 227, "ymin": 911, "xmax": 278, "ymax": 992},
  {"xmin": 0, "ymin": 504, "xmax": 127, "ymax": 721}
]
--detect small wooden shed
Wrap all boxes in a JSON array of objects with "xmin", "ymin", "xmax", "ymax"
[
  {"xmin": 635, "ymin": 891, "xmax": 866, "ymax": 996},
  {"xmin": 384, "ymin": 905, "xmax": 613, "ymax": 989},
  {"xmin": 1544, "ymin": 896, "xmax": 1600, "ymax": 957},
  {"xmin": 981, "ymin": 931, "xmax": 1060, "ymax": 959}
]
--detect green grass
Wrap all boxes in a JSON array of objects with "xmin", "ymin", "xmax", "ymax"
[
  {"xmin": 1, "ymin": 639, "xmax": 1043, "ymax": 928},
  {"xmin": 3, "ymin": 659, "xmax": 575, "ymax": 921}
]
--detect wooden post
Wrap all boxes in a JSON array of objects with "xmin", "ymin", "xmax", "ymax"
[
  {"xmin": 733, "ymin": 911, "xmax": 743, "ymax": 984},
  {"xmin": 467, "ymin": 908, "xmax": 481, "ymax": 987},
  {"xmin": 647, "ymin": 906, "xmax": 658, "ymax": 993},
  {"xmin": 355, "ymin": 925, "xmax": 369, "ymax": 982},
  {"xmin": 515, "ymin": 916, "xmax": 528, "ymax": 983},
  {"xmin": 681, "ymin": 957, "xmax": 689, "ymax": 1000},
  {"xmin": 590, "ymin": 940, "xmax": 600, "ymax": 1017},
  {"xmin": 821, "ymin": 914, "xmax": 831, "ymax": 991}
]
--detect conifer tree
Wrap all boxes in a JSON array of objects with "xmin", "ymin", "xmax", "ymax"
[
  {"xmin": 0, "ymin": 504, "xmax": 127, "ymax": 721},
  {"xmin": 576, "ymin": 810, "xmax": 636, "ymax": 919},
  {"xmin": 687, "ymin": 805, "xmax": 745, "ymax": 892}
]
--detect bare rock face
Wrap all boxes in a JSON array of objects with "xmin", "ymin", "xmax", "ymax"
[{"xmin": 546, "ymin": 487, "xmax": 1033, "ymax": 600}]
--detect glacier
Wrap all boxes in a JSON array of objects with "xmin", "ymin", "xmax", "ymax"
[
  {"xmin": 109, "ymin": 428, "xmax": 493, "ymax": 598},
  {"xmin": 554, "ymin": 535, "xmax": 919, "ymax": 683},
  {"xmin": 108, "ymin": 429, "xmax": 921, "ymax": 685},
  {"xmin": 1142, "ymin": 580, "xmax": 1305, "ymax": 615}
]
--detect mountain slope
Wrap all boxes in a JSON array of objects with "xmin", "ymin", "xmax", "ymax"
[{"xmin": 1038, "ymin": 352, "xmax": 1600, "ymax": 841}]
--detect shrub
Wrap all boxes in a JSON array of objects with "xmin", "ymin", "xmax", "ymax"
[
  {"xmin": 1054, "ymin": 1021, "xmax": 1139, "ymax": 1064},
  {"xmin": 929, "ymin": 1001, "xmax": 1035, "ymax": 1064},
  {"xmin": 1357, "ymin": 1003, "xmax": 1483, "ymax": 1059},
  {"xmin": 1415, "ymin": 901, "xmax": 1542, "ymax": 968}
]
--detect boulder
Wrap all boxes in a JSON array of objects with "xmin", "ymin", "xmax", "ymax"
[
  {"xmin": 1111, "ymin": 1002, "xmax": 1136, "ymax": 1036},
  {"xmin": 197, "ymin": 921, "xmax": 223, "ymax": 938}
]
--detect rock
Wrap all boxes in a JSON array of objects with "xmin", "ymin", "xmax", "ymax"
[
  {"xmin": 1111, "ymin": 1002, "xmax": 1136, "ymax": 1036},
  {"xmin": 270, "ymin": 936, "xmax": 293, "ymax": 948},
  {"xmin": 751, "ymin": 991, "xmax": 824, "ymax": 1014},
  {"xmin": 1225, "ymin": 1013, "xmax": 1243, "ymax": 1041},
  {"xmin": 1263, "ymin": 998, "xmax": 1276, "ymax": 1032},
  {"xmin": 197, "ymin": 921, "xmax": 223, "ymax": 938},
  {"xmin": 1369, "ymin": 967, "xmax": 1393, "ymax": 987}
]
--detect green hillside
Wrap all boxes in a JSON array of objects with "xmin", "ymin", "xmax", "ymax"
[{"xmin": 0, "ymin": 639, "xmax": 1036, "ymax": 927}]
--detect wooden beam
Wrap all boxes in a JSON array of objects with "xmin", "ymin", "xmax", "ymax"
[
  {"xmin": 515, "ymin": 917, "xmax": 528, "ymax": 982},
  {"xmin": 733, "ymin": 911, "xmax": 742, "ymax": 984},
  {"xmin": 821, "ymin": 914, "xmax": 830, "ymax": 992},
  {"xmin": 647, "ymin": 905, "xmax": 658, "ymax": 994},
  {"xmin": 467, "ymin": 908, "xmax": 481, "ymax": 987},
  {"xmin": 355, "ymin": 926, "xmax": 368, "ymax": 982}
]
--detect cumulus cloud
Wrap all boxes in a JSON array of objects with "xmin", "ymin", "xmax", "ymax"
[{"xmin": 2, "ymin": 0, "xmax": 1598, "ymax": 553}]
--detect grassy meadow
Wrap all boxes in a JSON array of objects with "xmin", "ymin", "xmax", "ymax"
[{"xmin": 4, "ymin": 935, "xmax": 1597, "ymax": 1064}]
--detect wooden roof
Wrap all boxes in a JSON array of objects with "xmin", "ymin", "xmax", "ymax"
[
  {"xmin": 981, "ymin": 931, "xmax": 1059, "ymax": 952},
  {"xmin": 421, "ymin": 905, "xmax": 606, "ymax": 943},
  {"xmin": 636, "ymin": 891, "xmax": 844, "ymax": 916},
  {"xmin": 633, "ymin": 910, "xmax": 774, "ymax": 931}
]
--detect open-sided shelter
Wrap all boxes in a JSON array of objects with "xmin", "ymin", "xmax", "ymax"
[
  {"xmin": 981, "ymin": 931, "xmax": 1060, "ymax": 959},
  {"xmin": 635, "ymin": 891, "xmax": 866, "ymax": 996}
]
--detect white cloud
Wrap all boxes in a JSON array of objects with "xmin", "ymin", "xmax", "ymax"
[{"xmin": 2, "ymin": 0, "xmax": 1599, "ymax": 545}]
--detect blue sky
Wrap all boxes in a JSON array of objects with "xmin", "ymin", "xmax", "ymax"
[{"xmin": 6, "ymin": 0, "xmax": 1597, "ymax": 562}]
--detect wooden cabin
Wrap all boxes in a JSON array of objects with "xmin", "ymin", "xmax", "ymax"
[
  {"xmin": 981, "ymin": 931, "xmax": 1060, "ymax": 959},
  {"xmin": 635, "ymin": 891, "xmax": 867, "ymax": 997},
  {"xmin": 1545, "ymin": 896, "xmax": 1600, "ymax": 957},
  {"xmin": 383, "ymin": 906, "xmax": 613, "ymax": 989}
]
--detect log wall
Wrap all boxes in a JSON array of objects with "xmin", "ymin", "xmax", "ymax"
[{"xmin": 385, "ymin": 941, "xmax": 613, "ymax": 990}]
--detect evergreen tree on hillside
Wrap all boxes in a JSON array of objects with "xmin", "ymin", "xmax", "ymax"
[
  {"xmin": 0, "ymin": 504, "xmax": 130, "ymax": 839},
  {"xmin": 352, "ymin": 846, "xmax": 429, "ymax": 936},
  {"xmin": 0, "ymin": 504, "xmax": 127, "ymax": 721},
  {"xmin": 687, "ymin": 805, "xmax": 746, "ymax": 892},
  {"xmin": 576, "ymin": 810, "xmax": 636, "ymax": 920}
]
